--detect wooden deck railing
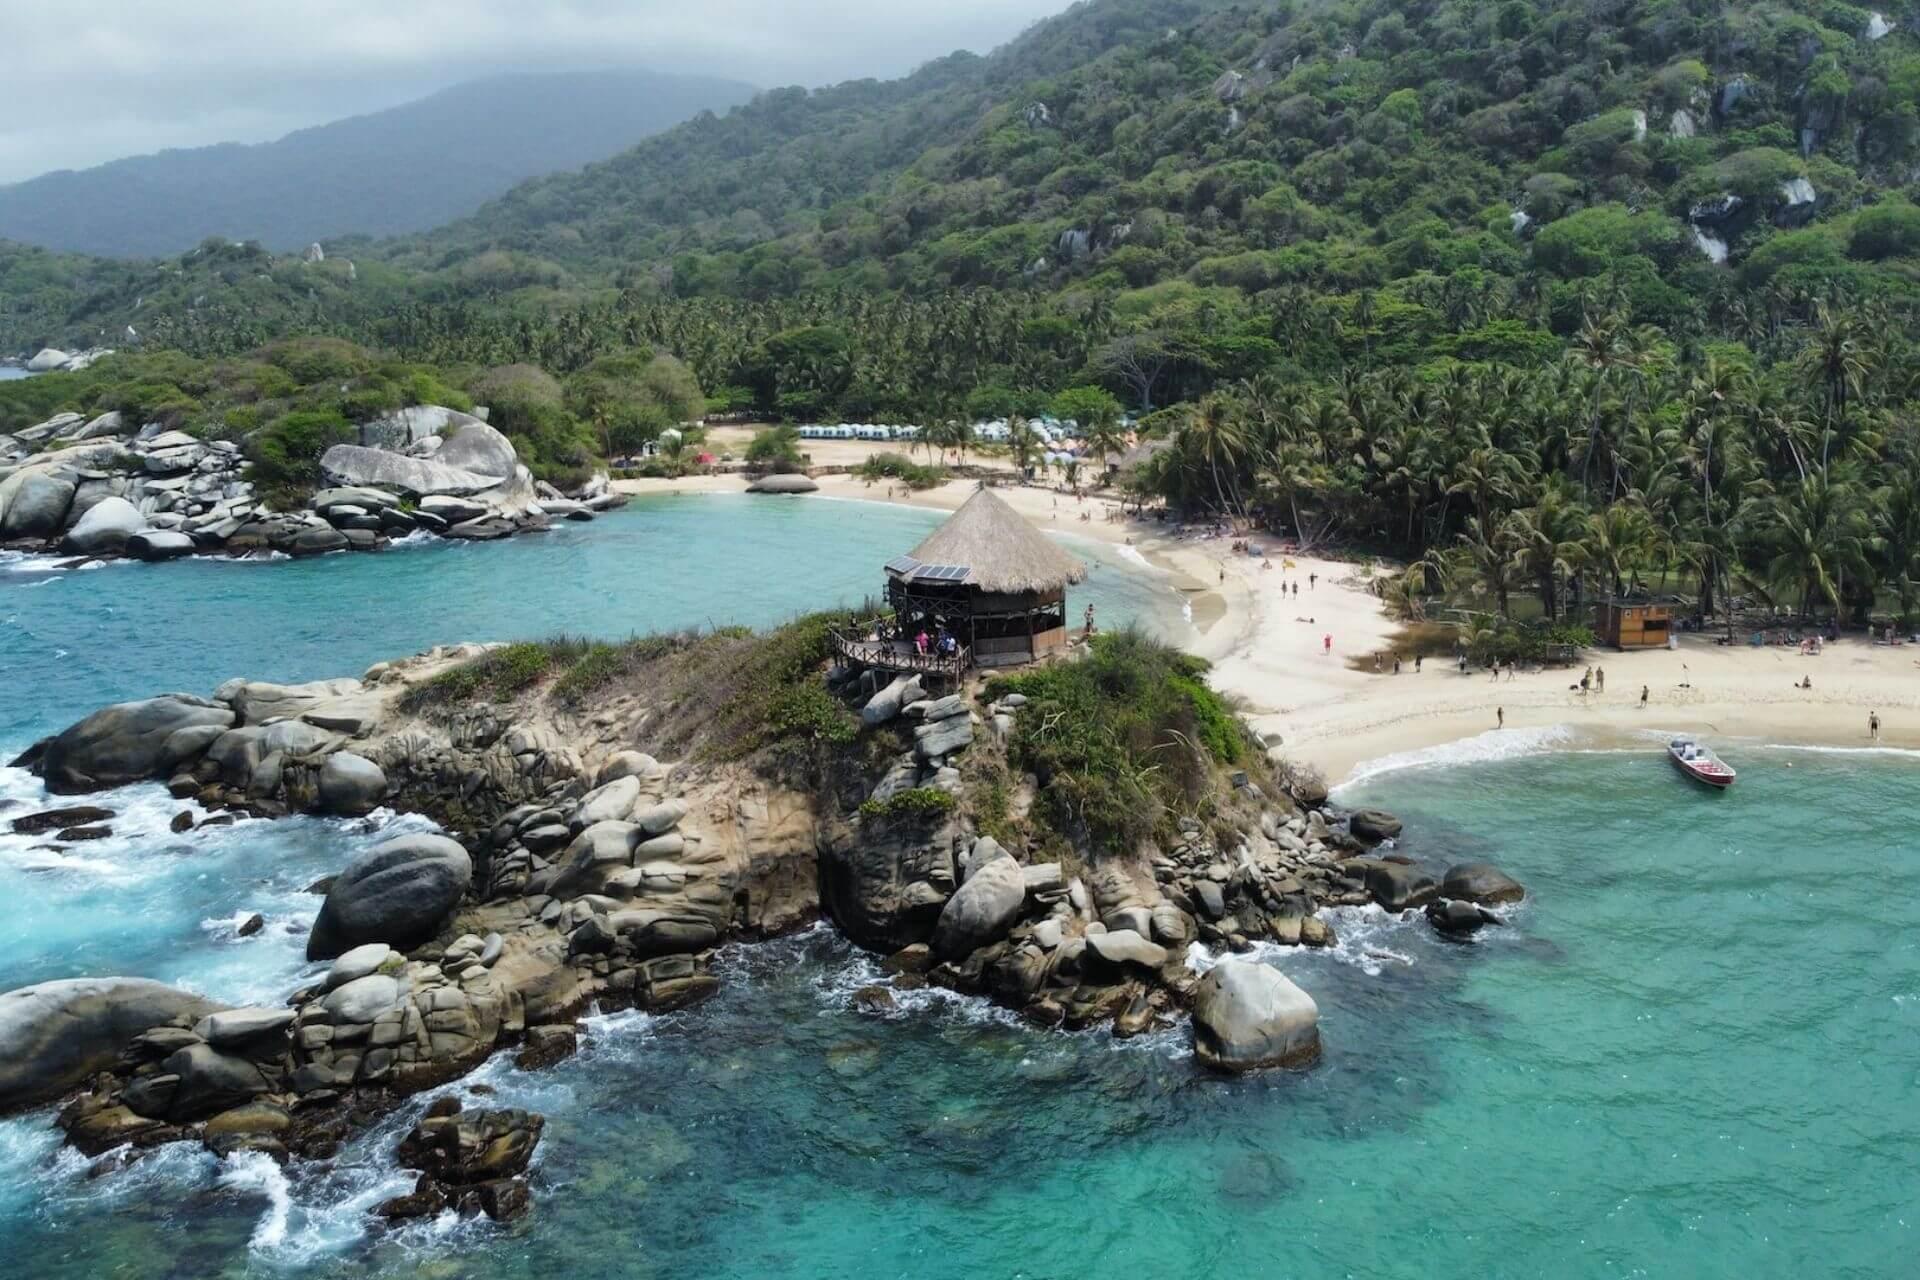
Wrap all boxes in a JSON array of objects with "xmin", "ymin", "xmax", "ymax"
[{"xmin": 832, "ymin": 631, "xmax": 970, "ymax": 679}]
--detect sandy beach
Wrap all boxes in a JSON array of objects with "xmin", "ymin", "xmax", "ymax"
[{"xmin": 614, "ymin": 467, "xmax": 1920, "ymax": 782}]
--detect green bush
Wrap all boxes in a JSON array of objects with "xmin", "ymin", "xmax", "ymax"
[
  {"xmin": 247, "ymin": 409, "xmax": 356, "ymax": 504},
  {"xmin": 856, "ymin": 452, "xmax": 945, "ymax": 489},
  {"xmin": 1849, "ymin": 198, "xmax": 1920, "ymax": 260},
  {"xmin": 859, "ymin": 787, "xmax": 959, "ymax": 821},
  {"xmin": 986, "ymin": 628, "xmax": 1249, "ymax": 851}
]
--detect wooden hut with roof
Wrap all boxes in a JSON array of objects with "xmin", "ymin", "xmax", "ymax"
[{"xmin": 835, "ymin": 488, "xmax": 1087, "ymax": 677}]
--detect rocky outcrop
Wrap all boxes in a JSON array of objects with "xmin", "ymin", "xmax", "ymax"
[
  {"xmin": 308, "ymin": 834, "xmax": 474, "ymax": 960},
  {"xmin": 0, "ymin": 978, "xmax": 226, "ymax": 1111},
  {"xmin": 820, "ymin": 810, "xmax": 960, "ymax": 950},
  {"xmin": 1191, "ymin": 961, "xmax": 1321, "ymax": 1072},
  {"xmin": 2, "ymin": 401, "xmax": 623, "ymax": 565},
  {"xmin": 385, "ymin": 1100, "xmax": 542, "ymax": 1222},
  {"xmin": 931, "ymin": 851, "xmax": 1027, "ymax": 960},
  {"xmin": 61, "ymin": 495, "xmax": 145, "ymax": 553},
  {"xmin": 17, "ymin": 695, "xmax": 235, "ymax": 793}
]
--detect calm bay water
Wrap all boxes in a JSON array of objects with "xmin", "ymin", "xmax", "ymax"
[
  {"xmin": 1, "ymin": 492, "xmax": 1177, "ymax": 747},
  {"xmin": 1, "ymin": 495, "xmax": 1915, "ymax": 1277}
]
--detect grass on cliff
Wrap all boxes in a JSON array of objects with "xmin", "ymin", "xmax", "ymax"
[
  {"xmin": 398, "ymin": 610, "xmax": 867, "ymax": 763},
  {"xmin": 984, "ymin": 628, "xmax": 1257, "ymax": 854}
]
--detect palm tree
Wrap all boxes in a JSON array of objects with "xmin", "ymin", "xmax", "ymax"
[
  {"xmin": 1765, "ymin": 467, "xmax": 1873, "ymax": 620},
  {"xmin": 1583, "ymin": 501, "xmax": 1657, "ymax": 598},
  {"xmin": 1183, "ymin": 392, "xmax": 1250, "ymax": 517},
  {"xmin": 1505, "ymin": 477, "xmax": 1590, "ymax": 619},
  {"xmin": 1877, "ymin": 456, "xmax": 1920, "ymax": 624},
  {"xmin": 1008, "ymin": 415, "xmax": 1039, "ymax": 480},
  {"xmin": 1455, "ymin": 517, "xmax": 1522, "ymax": 618}
]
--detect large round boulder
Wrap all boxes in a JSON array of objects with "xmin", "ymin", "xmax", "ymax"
[
  {"xmin": 745, "ymin": 474, "xmax": 819, "ymax": 494},
  {"xmin": 307, "ymin": 833, "xmax": 473, "ymax": 960},
  {"xmin": 126, "ymin": 529, "xmax": 196, "ymax": 561},
  {"xmin": 432, "ymin": 419, "xmax": 518, "ymax": 481},
  {"xmin": 1191, "ymin": 959, "xmax": 1321, "ymax": 1072},
  {"xmin": 930, "ymin": 852, "xmax": 1027, "ymax": 961},
  {"xmin": 0, "ymin": 978, "xmax": 226, "ymax": 1112},
  {"xmin": 23, "ymin": 695, "xmax": 235, "ymax": 793},
  {"xmin": 1441, "ymin": 862, "xmax": 1526, "ymax": 905},
  {"xmin": 0, "ymin": 470, "xmax": 76, "ymax": 539},
  {"xmin": 317, "ymin": 751, "xmax": 387, "ymax": 816},
  {"xmin": 61, "ymin": 495, "xmax": 145, "ymax": 554},
  {"xmin": 1348, "ymin": 809, "xmax": 1403, "ymax": 844}
]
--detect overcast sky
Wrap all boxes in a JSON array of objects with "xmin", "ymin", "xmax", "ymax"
[{"xmin": 0, "ymin": 0, "xmax": 1071, "ymax": 184}]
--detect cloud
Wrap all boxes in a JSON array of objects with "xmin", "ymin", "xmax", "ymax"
[{"xmin": 0, "ymin": 0, "xmax": 1066, "ymax": 182}]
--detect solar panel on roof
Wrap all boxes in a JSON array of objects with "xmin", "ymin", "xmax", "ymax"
[
  {"xmin": 885, "ymin": 555, "xmax": 921, "ymax": 575},
  {"xmin": 919, "ymin": 563, "xmax": 970, "ymax": 582}
]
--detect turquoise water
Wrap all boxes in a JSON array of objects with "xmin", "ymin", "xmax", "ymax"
[
  {"xmin": 1, "ymin": 492, "xmax": 1178, "ymax": 748},
  {"xmin": 1, "ymin": 498, "xmax": 1916, "ymax": 1277}
]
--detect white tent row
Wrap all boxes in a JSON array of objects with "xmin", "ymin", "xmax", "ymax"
[{"xmin": 796, "ymin": 423, "xmax": 924, "ymax": 441}]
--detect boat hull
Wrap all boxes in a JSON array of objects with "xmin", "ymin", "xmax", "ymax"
[{"xmin": 1668, "ymin": 751, "xmax": 1735, "ymax": 789}]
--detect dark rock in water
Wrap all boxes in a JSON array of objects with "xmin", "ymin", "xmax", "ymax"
[
  {"xmin": 305, "ymin": 876, "xmax": 335, "ymax": 896},
  {"xmin": 199, "ymin": 814, "xmax": 236, "ymax": 828},
  {"xmin": 1442, "ymin": 862, "xmax": 1525, "ymax": 905},
  {"xmin": 55, "ymin": 825, "xmax": 112, "ymax": 842},
  {"xmin": 882, "ymin": 944, "xmax": 932, "ymax": 975},
  {"xmin": 170, "ymin": 811, "xmax": 195, "ymax": 833},
  {"xmin": 376, "ymin": 1172, "xmax": 449, "ymax": 1220},
  {"xmin": 1217, "ymin": 1150, "xmax": 1296, "ymax": 1204},
  {"xmin": 852, "ymin": 984, "xmax": 897, "ymax": 1014},
  {"xmin": 1348, "ymin": 809, "xmax": 1402, "ymax": 844},
  {"xmin": 237, "ymin": 913, "xmax": 265, "ymax": 938},
  {"xmin": 1426, "ymin": 899, "xmax": 1502, "ymax": 938},
  {"xmin": 1112, "ymin": 994, "xmax": 1156, "ymax": 1038},
  {"xmin": 397, "ymin": 1107, "xmax": 544, "ymax": 1185},
  {"xmin": 1359, "ymin": 860, "xmax": 1440, "ymax": 911},
  {"xmin": 307, "ymin": 832, "xmax": 473, "ymax": 960},
  {"xmin": 513, "ymin": 1024, "xmax": 578, "ymax": 1071},
  {"xmin": 461, "ymin": 1177, "xmax": 532, "ymax": 1222},
  {"xmin": 12, "ymin": 804, "xmax": 115, "ymax": 835}
]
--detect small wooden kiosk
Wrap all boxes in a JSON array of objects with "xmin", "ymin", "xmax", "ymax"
[
  {"xmin": 1595, "ymin": 599, "xmax": 1673, "ymax": 650},
  {"xmin": 835, "ymin": 488, "xmax": 1087, "ymax": 676}
]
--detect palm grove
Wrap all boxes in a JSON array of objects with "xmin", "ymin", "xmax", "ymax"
[{"xmin": 9, "ymin": 1, "xmax": 1920, "ymax": 622}]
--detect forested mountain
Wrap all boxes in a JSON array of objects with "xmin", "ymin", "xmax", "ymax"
[
  {"xmin": 13, "ymin": 0, "xmax": 1920, "ymax": 625},
  {"xmin": 0, "ymin": 69, "xmax": 754, "ymax": 259},
  {"xmin": 10, "ymin": 0, "xmax": 1920, "ymax": 382}
]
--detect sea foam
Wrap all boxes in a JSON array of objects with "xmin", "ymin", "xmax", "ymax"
[{"xmin": 1336, "ymin": 723, "xmax": 1578, "ymax": 792}]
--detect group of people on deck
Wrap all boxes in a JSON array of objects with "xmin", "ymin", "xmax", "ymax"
[{"xmin": 912, "ymin": 627, "xmax": 960, "ymax": 660}]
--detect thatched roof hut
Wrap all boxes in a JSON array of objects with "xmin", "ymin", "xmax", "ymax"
[
  {"xmin": 891, "ymin": 488, "xmax": 1086, "ymax": 594},
  {"xmin": 874, "ymin": 487, "xmax": 1087, "ymax": 670}
]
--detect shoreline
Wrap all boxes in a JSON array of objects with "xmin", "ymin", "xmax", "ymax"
[{"xmin": 616, "ymin": 471, "xmax": 1920, "ymax": 783}]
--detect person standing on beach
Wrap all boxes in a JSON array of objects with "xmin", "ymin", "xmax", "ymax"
[
  {"xmin": 1323, "ymin": 633, "xmax": 1332, "ymax": 656},
  {"xmin": 1871, "ymin": 710, "xmax": 1881, "ymax": 741},
  {"xmin": 1497, "ymin": 706, "xmax": 1505, "ymax": 729},
  {"xmin": 1640, "ymin": 684, "xmax": 1649, "ymax": 708},
  {"xmin": 1415, "ymin": 654, "xmax": 1423, "ymax": 673},
  {"xmin": 1310, "ymin": 572, "xmax": 1317, "ymax": 590},
  {"xmin": 1596, "ymin": 666, "xmax": 1606, "ymax": 694}
]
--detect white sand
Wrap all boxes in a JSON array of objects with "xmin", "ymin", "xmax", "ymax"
[{"xmin": 613, "ymin": 469, "xmax": 1917, "ymax": 780}]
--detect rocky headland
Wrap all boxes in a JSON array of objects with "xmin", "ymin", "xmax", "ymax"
[
  {"xmin": 0, "ymin": 403, "xmax": 626, "ymax": 562},
  {"xmin": 0, "ymin": 623, "xmax": 1524, "ymax": 1224}
]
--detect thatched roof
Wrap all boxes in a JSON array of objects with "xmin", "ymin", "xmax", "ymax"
[{"xmin": 891, "ymin": 487, "xmax": 1087, "ymax": 594}]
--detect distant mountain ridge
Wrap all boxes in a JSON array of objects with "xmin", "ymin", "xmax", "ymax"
[{"xmin": 0, "ymin": 69, "xmax": 756, "ymax": 258}]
